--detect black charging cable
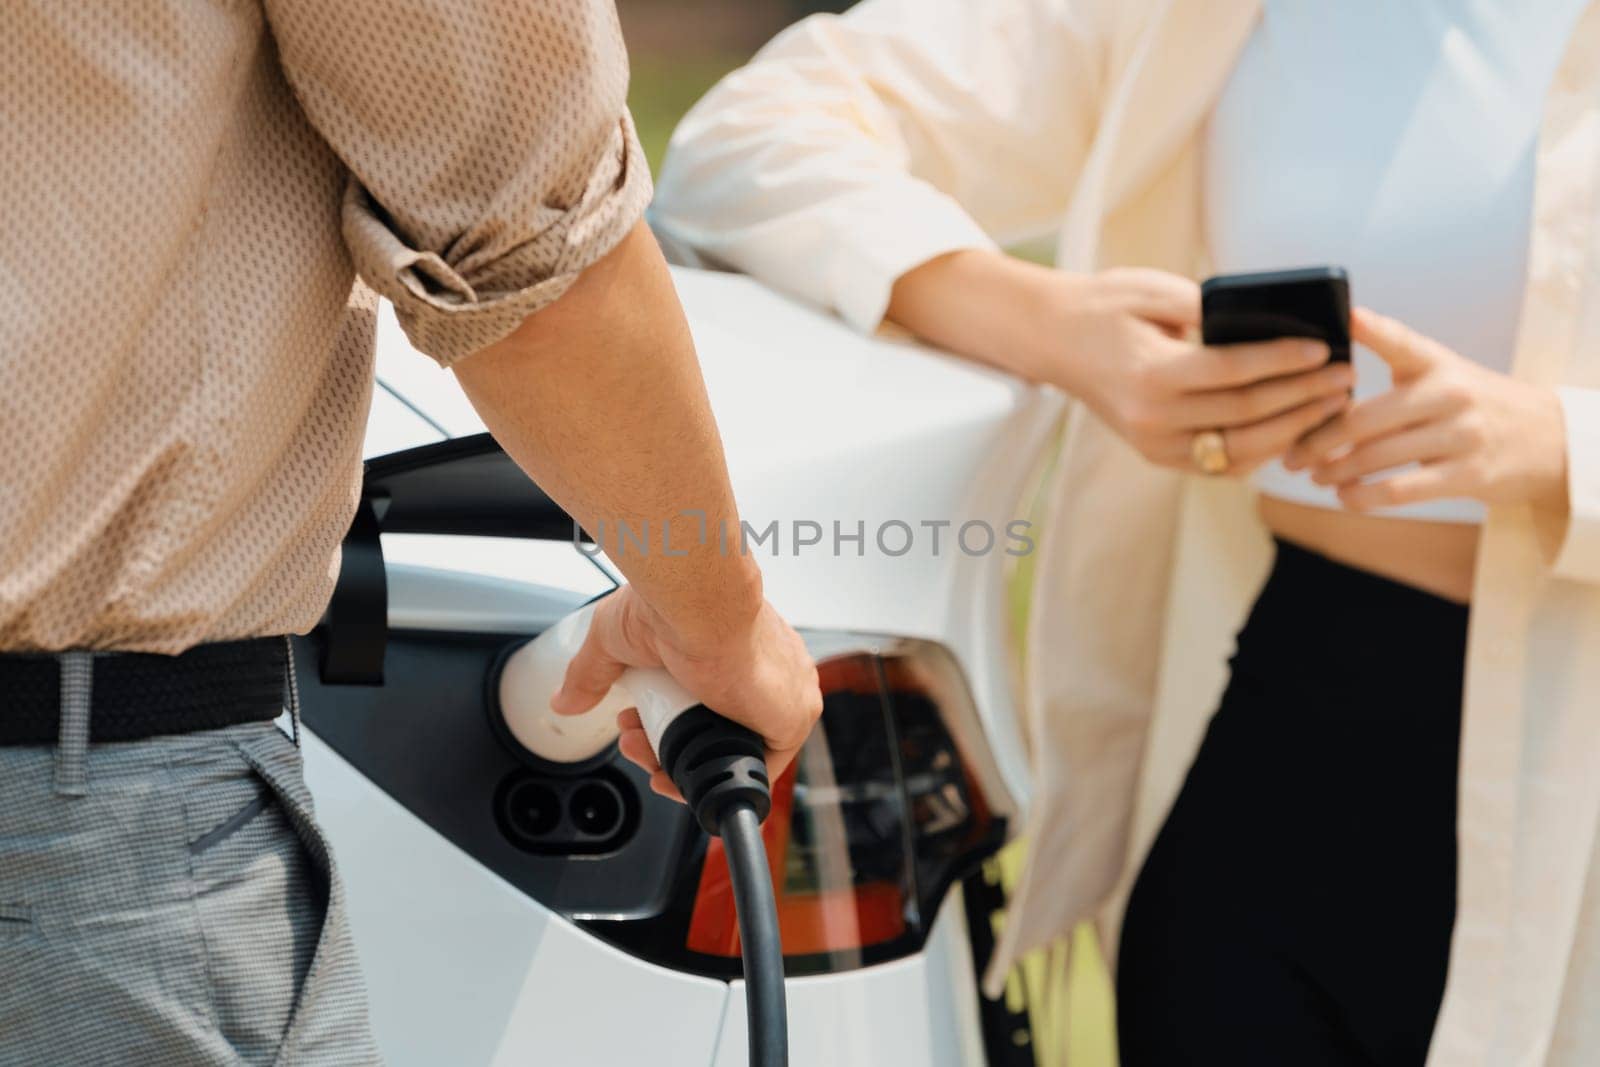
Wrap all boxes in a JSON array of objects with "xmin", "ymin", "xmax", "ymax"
[{"xmin": 656, "ymin": 707, "xmax": 788, "ymax": 1067}]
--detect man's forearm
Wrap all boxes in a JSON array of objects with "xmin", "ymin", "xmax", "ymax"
[{"xmin": 453, "ymin": 220, "xmax": 764, "ymax": 650}]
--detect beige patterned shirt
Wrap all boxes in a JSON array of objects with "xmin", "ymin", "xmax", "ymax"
[{"xmin": 2, "ymin": 1, "xmax": 651, "ymax": 653}]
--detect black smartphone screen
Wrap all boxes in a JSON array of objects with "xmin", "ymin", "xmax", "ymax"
[{"xmin": 1200, "ymin": 266, "xmax": 1351, "ymax": 363}]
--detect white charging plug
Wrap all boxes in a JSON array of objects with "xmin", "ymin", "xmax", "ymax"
[{"xmin": 496, "ymin": 598, "xmax": 699, "ymax": 765}]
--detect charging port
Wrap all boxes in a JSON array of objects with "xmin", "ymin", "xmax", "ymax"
[
  {"xmin": 502, "ymin": 779, "xmax": 562, "ymax": 843},
  {"xmin": 568, "ymin": 779, "xmax": 625, "ymax": 839},
  {"xmin": 493, "ymin": 769, "xmax": 638, "ymax": 856}
]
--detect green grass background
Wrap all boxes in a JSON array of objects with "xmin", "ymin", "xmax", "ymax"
[{"xmin": 629, "ymin": 54, "xmax": 1120, "ymax": 1067}]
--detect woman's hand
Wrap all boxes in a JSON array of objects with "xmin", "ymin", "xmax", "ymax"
[
  {"xmin": 1046, "ymin": 268, "xmax": 1353, "ymax": 473},
  {"xmin": 888, "ymin": 253, "xmax": 1353, "ymax": 474},
  {"xmin": 1285, "ymin": 308, "xmax": 1569, "ymax": 512}
]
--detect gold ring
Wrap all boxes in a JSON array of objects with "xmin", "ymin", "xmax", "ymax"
[{"xmin": 1190, "ymin": 429, "xmax": 1230, "ymax": 475}]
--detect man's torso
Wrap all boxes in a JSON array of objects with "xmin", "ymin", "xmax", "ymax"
[{"xmin": 2, "ymin": 2, "xmax": 370, "ymax": 653}]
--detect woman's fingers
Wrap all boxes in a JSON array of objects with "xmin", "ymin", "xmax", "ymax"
[
  {"xmin": 1351, "ymin": 307, "xmax": 1443, "ymax": 378},
  {"xmin": 1220, "ymin": 392, "xmax": 1351, "ymax": 472},
  {"xmin": 1285, "ymin": 383, "xmax": 1452, "ymax": 469},
  {"xmin": 1107, "ymin": 267, "xmax": 1202, "ymax": 331},
  {"xmin": 1161, "ymin": 337, "xmax": 1330, "ymax": 391},
  {"xmin": 1177, "ymin": 361, "xmax": 1353, "ymax": 430},
  {"xmin": 1337, "ymin": 461, "xmax": 1464, "ymax": 512},
  {"xmin": 1309, "ymin": 422, "xmax": 1464, "ymax": 487}
]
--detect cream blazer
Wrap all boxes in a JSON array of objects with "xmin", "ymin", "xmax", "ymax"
[{"xmin": 653, "ymin": 1, "xmax": 1600, "ymax": 1062}]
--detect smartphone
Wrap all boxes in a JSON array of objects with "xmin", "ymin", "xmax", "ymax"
[{"xmin": 1200, "ymin": 266, "xmax": 1351, "ymax": 363}]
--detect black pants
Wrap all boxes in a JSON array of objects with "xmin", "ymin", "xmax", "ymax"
[{"xmin": 1117, "ymin": 539, "xmax": 1469, "ymax": 1066}]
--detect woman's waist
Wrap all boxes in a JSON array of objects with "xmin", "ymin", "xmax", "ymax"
[
  {"xmin": 1257, "ymin": 495, "xmax": 1480, "ymax": 605},
  {"xmin": 1231, "ymin": 529, "xmax": 1472, "ymax": 702}
]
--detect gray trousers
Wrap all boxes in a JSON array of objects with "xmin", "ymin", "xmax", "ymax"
[{"xmin": 0, "ymin": 660, "xmax": 381, "ymax": 1066}]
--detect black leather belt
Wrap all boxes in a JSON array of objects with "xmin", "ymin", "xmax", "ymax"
[{"xmin": 0, "ymin": 638, "xmax": 287, "ymax": 745}]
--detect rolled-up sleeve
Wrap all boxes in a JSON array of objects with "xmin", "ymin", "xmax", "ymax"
[
  {"xmin": 653, "ymin": 0, "xmax": 1102, "ymax": 334},
  {"xmin": 265, "ymin": 0, "xmax": 652, "ymax": 366},
  {"xmin": 1546, "ymin": 386, "xmax": 1600, "ymax": 585}
]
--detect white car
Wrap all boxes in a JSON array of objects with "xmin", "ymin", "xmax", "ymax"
[{"xmin": 295, "ymin": 265, "xmax": 1060, "ymax": 1066}]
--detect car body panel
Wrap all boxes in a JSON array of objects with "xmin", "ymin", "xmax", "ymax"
[
  {"xmin": 302, "ymin": 734, "xmax": 728, "ymax": 1067},
  {"xmin": 304, "ymin": 732, "xmax": 987, "ymax": 1067},
  {"xmin": 711, "ymin": 895, "xmax": 987, "ymax": 1067}
]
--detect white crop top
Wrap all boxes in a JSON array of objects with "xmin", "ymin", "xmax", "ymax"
[{"xmin": 1205, "ymin": 0, "xmax": 1587, "ymax": 522}]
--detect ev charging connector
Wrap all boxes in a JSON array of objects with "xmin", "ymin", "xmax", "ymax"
[{"xmin": 497, "ymin": 599, "xmax": 788, "ymax": 1067}]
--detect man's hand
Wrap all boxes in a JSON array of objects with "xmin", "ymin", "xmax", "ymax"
[
  {"xmin": 452, "ymin": 220, "xmax": 824, "ymax": 798},
  {"xmin": 1287, "ymin": 307, "xmax": 1569, "ymax": 512},
  {"xmin": 551, "ymin": 586, "xmax": 822, "ymax": 800},
  {"xmin": 887, "ymin": 253, "xmax": 1352, "ymax": 474}
]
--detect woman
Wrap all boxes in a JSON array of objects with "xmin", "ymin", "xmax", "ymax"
[{"xmin": 652, "ymin": 1, "xmax": 1600, "ymax": 1064}]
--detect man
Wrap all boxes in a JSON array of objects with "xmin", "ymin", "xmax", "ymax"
[{"xmin": 1, "ymin": 2, "xmax": 822, "ymax": 1063}]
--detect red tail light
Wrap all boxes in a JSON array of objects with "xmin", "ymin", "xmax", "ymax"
[
  {"xmin": 685, "ymin": 765, "xmax": 910, "ymax": 959},
  {"xmin": 667, "ymin": 647, "xmax": 1003, "ymax": 973}
]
